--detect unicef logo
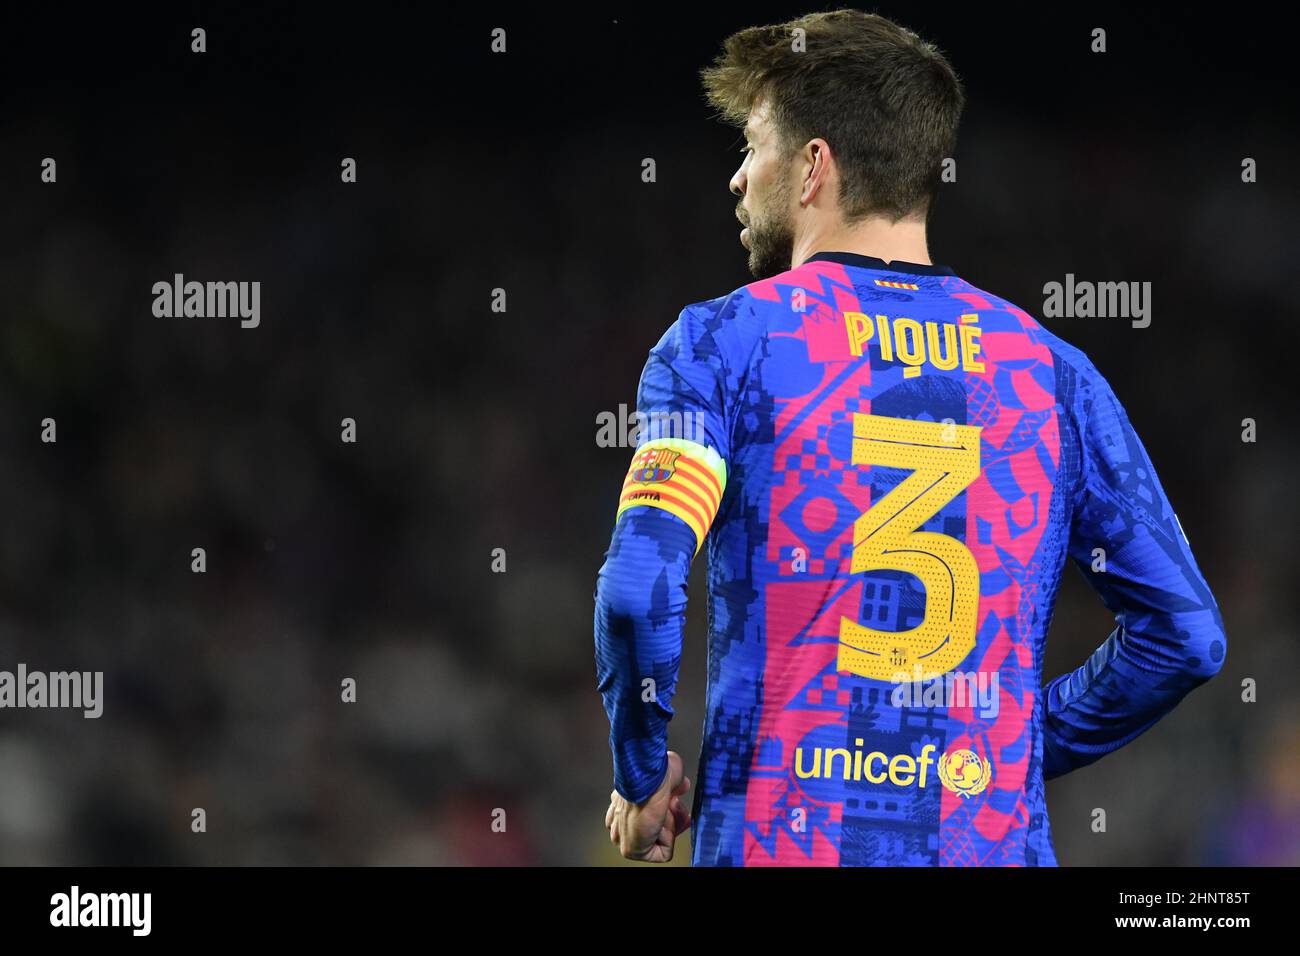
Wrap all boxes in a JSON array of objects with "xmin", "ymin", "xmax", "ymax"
[{"xmin": 938, "ymin": 749, "xmax": 991, "ymax": 798}]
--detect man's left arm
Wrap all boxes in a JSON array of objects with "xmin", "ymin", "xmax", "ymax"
[
  {"xmin": 595, "ymin": 358, "xmax": 728, "ymax": 799},
  {"xmin": 594, "ymin": 308, "xmax": 731, "ymax": 857}
]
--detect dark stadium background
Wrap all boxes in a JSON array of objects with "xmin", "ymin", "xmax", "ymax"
[{"xmin": 0, "ymin": 3, "xmax": 1295, "ymax": 865}]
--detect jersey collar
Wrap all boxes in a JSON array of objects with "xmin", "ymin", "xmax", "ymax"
[{"xmin": 803, "ymin": 250, "xmax": 955, "ymax": 276}]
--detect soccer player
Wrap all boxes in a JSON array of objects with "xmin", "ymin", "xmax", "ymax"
[{"xmin": 595, "ymin": 9, "xmax": 1226, "ymax": 865}]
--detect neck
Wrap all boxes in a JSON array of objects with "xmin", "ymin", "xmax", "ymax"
[{"xmin": 793, "ymin": 214, "xmax": 931, "ymax": 268}]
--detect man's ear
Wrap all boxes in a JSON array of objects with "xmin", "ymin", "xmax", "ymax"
[{"xmin": 802, "ymin": 138, "xmax": 832, "ymax": 205}]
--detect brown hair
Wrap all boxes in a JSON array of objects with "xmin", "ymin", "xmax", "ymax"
[{"xmin": 700, "ymin": 9, "xmax": 964, "ymax": 223}]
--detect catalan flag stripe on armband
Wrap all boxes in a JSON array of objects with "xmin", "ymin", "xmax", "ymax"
[{"xmin": 615, "ymin": 437, "xmax": 727, "ymax": 554}]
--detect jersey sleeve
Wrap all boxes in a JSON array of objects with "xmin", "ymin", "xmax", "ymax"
[
  {"xmin": 1043, "ymin": 364, "xmax": 1227, "ymax": 779},
  {"xmin": 593, "ymin": 305, "xmax": 732, "ymax": 803}
]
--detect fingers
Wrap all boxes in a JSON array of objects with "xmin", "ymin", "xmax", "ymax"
[
  {"xmin": 666, "ymin": 750, "xmax": 684, "ymax": 783},
  {"xmin": 607, "ymin": 790, "xmax": 623, "ymax": 847},
  {"xmin": 608, "ymin": 806, "xmax": 675, "ymax": 862},
  {"xmin": 655, "ymin": 822, "xmax": 676, "ymax": 862},
  {"xmin": 627, "ymin": 823, "xmax": 674, "ymax": 863},
  {"xmin": 669, "ymin": 795, "xmax": 692, "ymax": 836},
  {"xmin": 605, "ymin": 768, "xmax": 691, "ymax": 862}
]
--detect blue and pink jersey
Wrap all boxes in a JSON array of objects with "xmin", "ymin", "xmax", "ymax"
[{"xmin": 594, "ymin": 250, "xmax": 1226, "ymax": 866}]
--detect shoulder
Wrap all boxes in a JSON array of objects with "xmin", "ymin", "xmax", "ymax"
[
  {"xmin": 950, "ymin": 275, "xmax": 1115, "ymax": 413},
  {"xmin": 658, "ymin": 260, "xmax": 837, "ymax": 357},
  {"xmin": 652, "ymin": 284, "xmax": 768, "ymax": 371}
]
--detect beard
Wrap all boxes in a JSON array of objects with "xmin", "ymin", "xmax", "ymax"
[{"xmin": 740, "ymin": 160, "xmax": 796, "ymax": 280}]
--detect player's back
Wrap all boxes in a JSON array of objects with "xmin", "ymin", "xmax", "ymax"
[
  {"xmin": 671, "ymin": 249, "xmax": 1215, "ymax": 865},
  {"xmin": 596, "ymin": 248, "xmax": 1224, "ymax": 866}
]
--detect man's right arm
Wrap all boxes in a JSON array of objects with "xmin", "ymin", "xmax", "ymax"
[{"xmin": 1044, "ymin": 364, "xmax": 1227, "ymax": 780}]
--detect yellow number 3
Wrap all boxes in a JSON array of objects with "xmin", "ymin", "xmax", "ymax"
[{"xmin": 838, "ymin": 413, "xmax": 983, "ymax": 681}]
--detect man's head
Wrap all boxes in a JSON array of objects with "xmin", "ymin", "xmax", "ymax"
[{"xmin": 701, "ymin": 9, "xmax": 964, "ymax": 279}]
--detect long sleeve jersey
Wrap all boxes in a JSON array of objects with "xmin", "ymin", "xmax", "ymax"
[{"xmin": 594, "ymin": 250, "xmax": 1226, "ymax": 866}]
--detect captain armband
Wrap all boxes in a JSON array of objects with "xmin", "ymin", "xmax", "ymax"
[{"xmin": 615, "ymin": 437, "xmax": 727, "ymax": 555}]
